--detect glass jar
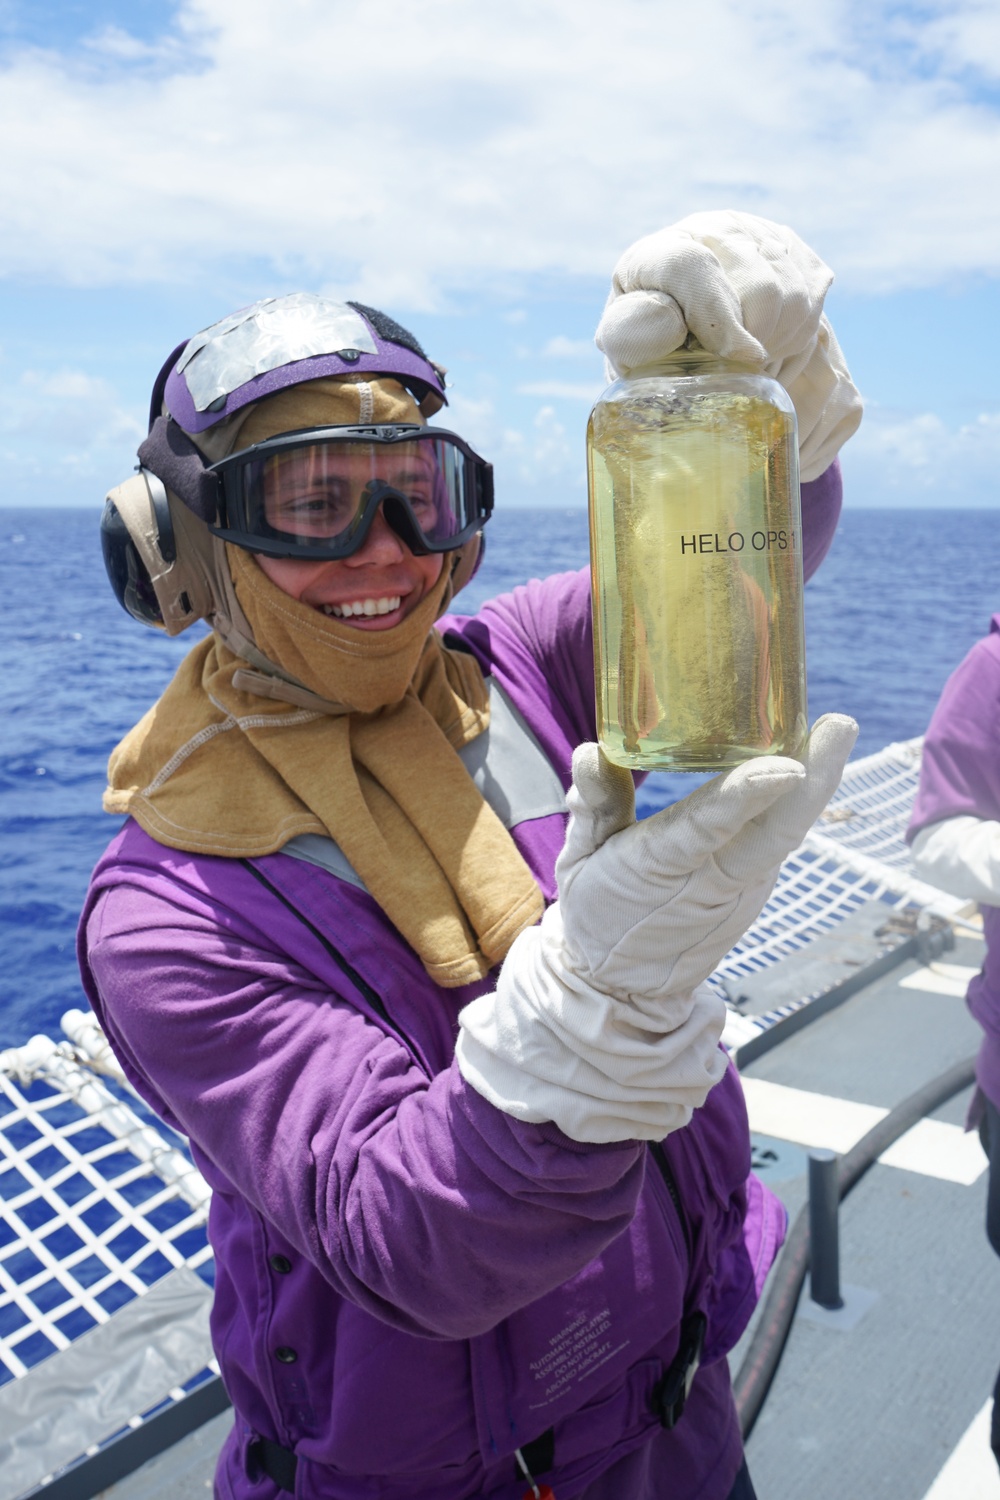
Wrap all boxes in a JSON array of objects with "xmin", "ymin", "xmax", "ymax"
[{"xmin": 586, "ymin": 341, "xmax": 807, "ymax": 772}]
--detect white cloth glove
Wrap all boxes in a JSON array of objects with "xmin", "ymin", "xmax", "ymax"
[
  {"xmin": 456, "ymin": 714, "xmax": 858, "ymax": 1143},
  {"xmin": 594, "ymin": 210, "xmax": 863, "ymax": 482},
  {"xmin": 911, "ymin": 816, "xmax": 1000, "ymax": 907}
]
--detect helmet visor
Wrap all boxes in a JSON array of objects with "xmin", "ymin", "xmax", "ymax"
[{"xmin": 209, "ymin": 425, "xmax": 492, "ymax": 559}]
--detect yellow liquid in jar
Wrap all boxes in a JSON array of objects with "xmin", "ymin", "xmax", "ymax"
[{"xmin": 587, "ymin": 384, "xmax": 807, "ymax": 771}]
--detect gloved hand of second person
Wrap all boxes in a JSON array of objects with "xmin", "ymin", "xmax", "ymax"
[
  {"xmin": 594, "ymin": 209, "xmax": 863, "ymax": 482},
  {"xmin": 456, "ymin": 714, "xmax": 858, "ymax": 1142}
]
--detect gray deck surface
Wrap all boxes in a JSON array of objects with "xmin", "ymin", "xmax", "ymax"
[
  {"xmin": 98, "ymin": 1410, "xmax": 229, "ymax": 1500},
  {"xmin": 736, "ymin": 932, "xmax": 996, "ymax": 1499},
  {"xmin": 99, "ymin": 935, "xmax": 996, "ymax": 1500}
]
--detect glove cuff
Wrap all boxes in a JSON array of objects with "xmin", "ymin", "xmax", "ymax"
[{"xmin": 455, "ymin": 925, "xmax": 728, "ymax": 1144}]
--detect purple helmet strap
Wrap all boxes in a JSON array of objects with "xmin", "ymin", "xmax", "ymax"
[
  {"xmin": 147, "ymin": 342, "xmax": 189, "ymax": 433},
  {"xmin": 137, "ymin": 417, "xmax": 220, "ymax": 523},
  {"xmin": 160, "ymin": 298, "xmax": 446, "ymax": 434}
]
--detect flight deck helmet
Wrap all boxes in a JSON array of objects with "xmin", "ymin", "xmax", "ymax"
[{"xmin": 100, "ymin": 295, "xmax": 492, "ymax": 632}]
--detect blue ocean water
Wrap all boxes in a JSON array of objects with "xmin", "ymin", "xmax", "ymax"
[{"xmin": 1, "ymin": 506, "xmax": 997, "ymax": 1050}]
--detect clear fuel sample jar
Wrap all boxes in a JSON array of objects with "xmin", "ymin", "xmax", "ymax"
[{"xmin": 587, "ymin": 344, "xmax": 808, "ymax": 772}]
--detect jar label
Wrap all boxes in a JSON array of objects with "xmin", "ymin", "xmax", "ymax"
[{"xmin": 678, "ymin": 529, "xmax": 796, "ymax": 555}]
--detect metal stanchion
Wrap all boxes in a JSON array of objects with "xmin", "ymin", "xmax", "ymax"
[{"xmin": 808, "ymin": 1148, "xmax": 844, "ymax": 1310}]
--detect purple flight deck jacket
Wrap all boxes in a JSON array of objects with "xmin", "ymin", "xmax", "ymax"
[
  {"xmin": 79, "ymin": 467, "xmax": 842, "ymax": 1499},
  {"xmin": 908, "ymin": 616, "xmax": 1000, "ymax": 1112}
]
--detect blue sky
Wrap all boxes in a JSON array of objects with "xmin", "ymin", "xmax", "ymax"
[{"xmin": 0, "ymin": 0, "xmax": 998, "ymax": 509}]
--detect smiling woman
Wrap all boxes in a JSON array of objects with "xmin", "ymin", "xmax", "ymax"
[{"xmin": 76, "ymin": 226, "xmax": 863, "ymax": 1500}]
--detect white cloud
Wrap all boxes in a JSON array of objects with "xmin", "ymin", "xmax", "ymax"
[
  {"xmin": 82, "ymin": 25, "xmax": 174, "ymax": 63},
  {"xmin": 437, "ymin": 390, "xmax": 586, "ymax": 501},
  {"xmin": 21, "ymin": 369, "xmax": 112, "ymax": 401},
  {"xmin": 517, "ymin": 381, "xmax": 603, "ymax": 401},
  {"xmin": 915, "ymin": 2, "xmax": 1000, "ymax": 81},
  {"xmin": 0, "ymin": 1, "xmax": 998, "ymax": 301},
  {"xmin": 526, "ymin": 406, "xmax": 576, "ymax": 484},
  {"xmin": 843, "ymin": 404, "xmax": 1000, "ymax": 504},
  {"xmin": 0, "ymin": 367, "xmax": 144, "ymax": 501},
  {"xmin": 430, "ymin": 392, "xmax": 500, "ymax": 457},
  {"xmin": 541, "ymin": 336, "xmax": 598, "ymax": 359}
]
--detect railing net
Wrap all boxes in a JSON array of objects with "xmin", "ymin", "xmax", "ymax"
[
  {"xmin": 707, "ymin": 735, "xmax": 972, "ymax": 998},
  {"xmin": 0, "ymin": 1028, "xmax": 216, "ymax": 1496}
]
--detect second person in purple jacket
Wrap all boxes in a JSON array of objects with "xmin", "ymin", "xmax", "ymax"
[{"xmin": 908, "ymin": 619, "xmax": 1000, "ymax": 1469}]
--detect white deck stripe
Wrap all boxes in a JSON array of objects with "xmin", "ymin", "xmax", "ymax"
[
  {"xmin": 922, "ymin": 1401, "xmax": 1000, "ymax": 1499},
  {"xmin": 899, "ymin": 962, "xmax": 981, "ymax": 997},
  {"xmin": 742, "ymin": 1078, "xmax": 886, "ymax": 1153},
  {"xmin": 741, "ymin": 1078, "xmax": 987, "ymax": 1184},
  {"xmin": 880, "ymin": 1119, "xmax": 989, "ymax": 1185}
]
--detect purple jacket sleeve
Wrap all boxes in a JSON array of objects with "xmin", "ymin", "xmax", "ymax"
[
  {"xmin": 800, "ymin": 460, "xmax": 843, "ymax": 583},
  {"xmin": 908, "ymin": 619, "xmax": 1000, "ymax": 841},
  {"xmin": 82, "ymin": 872, "xmax": 645, "ymax": 1342}
]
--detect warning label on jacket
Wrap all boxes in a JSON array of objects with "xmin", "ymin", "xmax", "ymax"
[{"xmin": 527, "ymin": 1309, "xmax": 630, "ymax": 1408}]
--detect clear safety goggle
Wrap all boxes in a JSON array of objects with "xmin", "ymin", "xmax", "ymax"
[{"xmin": 208, "ymin": 425, "xmax": 493, "ymax": 560}]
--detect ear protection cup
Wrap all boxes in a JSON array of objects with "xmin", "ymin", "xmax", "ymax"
[
  {"xmin": 100, "ymin": 470, "xmax": 208, "ymax": 634},
  {"xmin": 101, "ymin": 492, "xmax": 166, "ymax": 628}
]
